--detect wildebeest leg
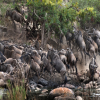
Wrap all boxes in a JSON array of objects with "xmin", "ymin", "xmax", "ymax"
[
  {"xmin": 66, "ymin": 64, "xmax": 70, "ymax": 75},
  {"xmin": 64, "ymin": 74, "xmax": 67, "ymax": 84},
  {"xmin": 80, "ymin": 51, "xmax": 83, "ymax": 64},
  {"xmin": 70, "ymin": 65, "xmax": 73, "ymax": 74},
  {"xmin": 75, "ymin": 64, "xmax": 78, "ymax": 75},
  {"xmin": 94, "ymin": 52, "xmax": 96, "ymax": 59},
  {"xmin": 60, "ymin": 71, "xmax": 66, "ymax": 84},
  {"xmin": 85, "ymin": 52, "xmax": 86, "ymax": 65},
  {"xmin": 12, "ymin": 20, "xmax": 16, "ymax": 31}
]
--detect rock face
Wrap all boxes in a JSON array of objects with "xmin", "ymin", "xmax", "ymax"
[{"xmin": 49, "ymin": 87, "xmax": 74, "ymax": 97}]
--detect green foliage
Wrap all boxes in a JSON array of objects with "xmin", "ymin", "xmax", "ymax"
[
  {"xmin": 7, "ymin": 80, "xmax": 26, "ymax": 100},
  {"xmin": 72, "ymin": 0, "xmax": 100, "ymax": 26}
]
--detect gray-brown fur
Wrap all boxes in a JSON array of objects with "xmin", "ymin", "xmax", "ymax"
[
  {"xmin": 58, "ymin": 50, "xmax": 67, "ymax": 65},
  {"xmin": 31, "ymin": 50, "xmax": 43, "ymax": 66},
  {"xmin": 41, "ymin": 53, "xmax": 52, "ymax": 74},
  {"xmin": 0, "ymin": 64, "xmax": 14, "ymax": 73},
  {"xmin": 20, "ymin": 53, "xmax": 31, "ymax": 64},
  {"xmin": 47, "ymin": 49, "xmax": 67, "ymax": 83},
  {"xmin": 3, "ymin": 58, "xmax": 17, "ymax": 66},
  {"xmin": 6, "ymin": 9, "xmax": 26, "ymax": 30},
  {"xmin": 22, "ymin": 64, "xmax": 30, "ymax": 78},
  {"xmin": 4, "ymin": 45, "xmax": 22, "ymax": 59},
  {"xmin": 11, "ymin": 46, "xmax": 23, "ymax": 55},
  {"xmin": 30, "ymin": 59, "xmax": 40, "ymax": 77},
  {"xmin": 93, "ymin": 35, "xmax": 100, "ymax": 52},
  {"xmin": 0, "ymin": 43, "xmax": 4, "ymax": 53},
  {"xmin": 85, "ymin": 37, "xmax": 96, "ymax": 59},
  {"xmin": 89, "ymin": 58, "xmax": 98, "ymax": 80},
  {"xmin": 75, "ymin": 30, "xmax": 90, "ymax": 65},
  {"xmin": 87, "ymin": 36, "xmax": 98, "ymax": 57},
  {"xmin": 0, "ymin": 52, "xmax": 6, "ymax": 63},
  {"xmin": 4, "ymin": 48, "xmax": 15, "ymax": 58},
  {"xmin": 6, "ymin": 9, "xmax": 26, "ymax": 24},
  {"xmin": 66, "ymin": 48, "xmax": 78, "ymax": 75}
]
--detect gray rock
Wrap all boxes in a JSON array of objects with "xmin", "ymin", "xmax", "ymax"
[
  {"xmin": 30, "ymin": 80, "xmax": 37, "ymax": 85},
  {"xmin": 54, "ymin": 96, "xmax": 75, "ymax": 100},
  {"xmin": 61, "ymin": 83, "xmax": 75, "ymax": 89},
  {"xmin": 94, "ymin": 73, "xmax": 99, "ymax": 80},
  {"xmin": 65, "ymin": 84, "xmax": 75, "ymax": 89},
  {"xmin": 75, "ymin": 91, "xmax": 89, "ymax": 96},
  {"xmin": 30, "ymin": 85, "xmax": 36, "ymax": 90},
  {"xmin": 35, "ymin": 87, "xmax": 41, "ymax": 92},
  {"xmin": 41, "ymin": 89, "xmax": 48, "ymax": 93},
  {"xmin": 76, "ymin": 96, "xmax": 83, "ymax": 100},
  {"xmin": 38, "ymin": 78, "xmax": 48, "ymax": 86}
]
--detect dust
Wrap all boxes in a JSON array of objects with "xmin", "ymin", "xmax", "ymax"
[{"xmin": 76, "ymin": 51, "xmax": 100, "ymax": 73}]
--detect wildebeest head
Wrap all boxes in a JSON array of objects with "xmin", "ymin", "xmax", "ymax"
[
  {"xmin": 78, "ymin": 30, "xmax": 82, "ymax": 37},
  {"xmin": 47, "ymin": 48, "xmax": 58, "ymax": 59},
  {"xmin": 89, "ymin": 57, "xmax": 98, "ymax": 73},
  {"xmin": 41, "ymin": 53, "xmax": 46, "ymax": 61},
  {"xmin": 66, "ymin": 48, "xmax": 72, "ymax": 53},
  {"xmin": 6, "ymin": 10, "xmax": 12, "ymax": 18},
  {"xmin": 31, "ymin": 50, "xmax": 38, "ymax": 56}
]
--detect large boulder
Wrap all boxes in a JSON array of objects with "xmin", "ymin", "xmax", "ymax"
[{"xmin": 49, "ymin": 87, "xmax": 74, "ymax": 98}]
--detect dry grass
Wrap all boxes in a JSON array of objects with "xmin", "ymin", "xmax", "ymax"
[{"xmin": 7, "ymin": 80, "xmax": 26, "ymax": 100}]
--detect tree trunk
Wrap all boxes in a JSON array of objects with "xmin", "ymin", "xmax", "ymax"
[
  {"xmin": 41, "ymin": 22, "xmax": 45, "ymax": 48},
  {"xmin": 44, "ymin": 29, "xmax": 50, "ymax": 49}
]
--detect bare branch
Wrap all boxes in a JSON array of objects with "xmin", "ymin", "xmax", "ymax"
[{"xmin": 34, "ymin": 9, "xmax": 41, "ymax": 20}]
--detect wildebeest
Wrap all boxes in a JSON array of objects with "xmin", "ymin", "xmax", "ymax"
[
  {"xmin": 21, "ymin": 64, "xmax": 30, "ymax": 78},
  {"xmin": 92, "ymin": 28, "xmax": 100, "ymax": 38},
  {"xmin": 14, "ymin": 6, "xmax": 24, "ymax": 15},
  {"xmin": 89, "ymin": 58, "xmax": 98, "ymax": 80},
  {"xmin": 0, "ymin": 43, "xmax": 4, "ymax": 54},
  {"xmin": 66, "ymin": 48, "xmax": 78, "ymax": 75},
  {"xmin": 34, "ymin": 40, "xmax": 40, "ymax": 50},
  {"xmin": 88, "ymin": 36, "xmax": 98, "ymax": 54},
  {"xmin": 4, "ymin": 45, "xmax": 22, "ymax": 59},
  {"xmin": 20, "ymin": 53, "xmax": 31, "ymax": 64},
  {"xmin": 58, "ymin": 50, "xmax": 67, "ymax": 65},
  {"xmin": 47, "ymin": 48, "xmax": 67, "ymax": 83},
  {"xmin": 74, "ymin": 30, "xmax": 90, "ymax": 64},
  {"xmin": 41, "ymin": 53, "xmax": 52, "ymax": 75},
  {"xmin": 0, "ymin": 52, "xmax": 6, "ymax": 63},
  {"xmin": 31, "ymin": 50, "xmax": 43, "ymax": 66},
  {"xmin": 86, "ymin": 36, "xmax": 98, "ymax": 58},
  {"xmin": 11, "ymin": 45, "xmax": 23, "ymax": 55},
  {"xmin": 4, "ymin": 47, "xmax": 15, "ymax": 58},
  {"xmin": 6, "ymin": 9, "xmax": 26, "ymax": 30},
  {"xmin": 2, "ymin": 58, "xmax": 17, "ymax": 66},
  {"xmin": 0, "ymin": 64, "xmax": 14, "ymax": 74},
  {"xmin": 30, "ymin": 59, "xmax": 40, "ymax": 77},
  {"xmin": 65, "ymin": 29, "xmax": 74, "ymax": 49},
  {"xmin": 92, "ymin": 35, "xmax": 100, "ymax": 53}
]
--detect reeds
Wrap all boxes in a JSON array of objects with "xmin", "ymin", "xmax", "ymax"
[{"xmin": 7, "ymin": 79, "xmax": 26, "ymax": 100}]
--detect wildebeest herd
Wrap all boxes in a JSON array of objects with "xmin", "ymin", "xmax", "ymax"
[
  {"xmin": 1, "ymin": 8, "xmax": 100, "ymax": 89},
  {"xmin": 0, "ymin": 9, "xmax": 100, "ymax": 83},
  {"xmin": 0, "ymin": 31, "xmax": 99, "ymax": 85},
  {"xmin": 0, "ymin": 5, "xmax": 100, "ymax": 100}
]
